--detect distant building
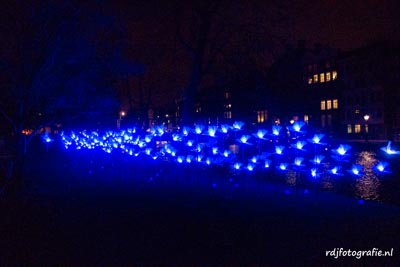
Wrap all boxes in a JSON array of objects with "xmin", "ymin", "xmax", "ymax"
[
  {"xmin": 338, "ymin": 42, "xmax": 400, "ymax": 139},
  {"xmin": 268, "ymin": 41, "xmax": 400, "ymax": 140}
]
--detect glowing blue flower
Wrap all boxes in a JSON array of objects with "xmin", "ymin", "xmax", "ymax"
[
  {"xmin": 311, "ymin": 168, "xmax": 317, "ymax": 178},
  {"xmin": 186, "ymin": 155, "xmax": 194, "ymax": 163},
  {"xmin": 335, "ymin": 144, "xmax": 351, "ymax": 156},
  {"xmin": 207, "ymin": 126, "xmax": 217, "ymax": 137},
  {"xmin": 172, "ymin": 134, "xmax": 182, "ymax": 142},
  {"xmin": 220, "ymin": 124, "xmax": 230, "ymax": 133},
  {"xmin": 272, "ymin": 125, "xmax": 281, "ymax": 136},
  {"xmin": 292, "ymin": 121, "xmax": 305, "ymax": 132},
  {"xmin": 350, "ymin": 164, "xmax": 362, "ymax": 176},
  {"xmin": 239, "ymin": 135, "xmax": 251, "ymax": 144},
  {"xmin": 294, "ymin": 157, "xmax": 304, "ymax": 166},
  {"xmin": 223, "ymin": 150, "xmax": 230, "ymax": 157},
  {"xmin": 234, "ymin": 162, "xmax": 242, "ymax": 170},
  {"xmin": 264, "ymin": 159, "xmax": 271, "ymax": 168},
  {"xmin": 255, "ymin": 129, "xmax": 268, "ymax": 139},
  {"xmin": 247, "ymin": 163, "xmax": 255, "ymax": 171},
  {"xmin": 195, "ymin": 125, "xmax": 204, "ymax": 134},
  {"xmin": 381, "ymin": 141, "xmax": 399, "ymax": 155},
  {"xmin": 279, "ymin": 163, "xmax": 288, "ymax": 170},
  {"xmin": 212, "ymin": 147, "xmax": 218, "ymax": 155},
  {"xmin": 275, "ymin": 146, "xmax": 285, "ymax": 155},
  {"xmin": 186, "ymin": 140, "xmax": 194, "ymax": 147},
  {"xmin": 182, "ymin": 127, "xmax": 190, "ymax": 136},
  {"xmin": 310, "ymin": 134, "xmax": 324, "ymax": 144},
  {"xmin": 295, "ymin": 141, "xmax": 307, "ymax": 150},
  {"xmin": 232, "ymin": 121, "xmax": 244, "ymax": 130},
  {"xmin": 313, "ymin": 155, "xmax": 324, "ymax": 164},
  {"xmin": 177, "ymin": 156, "xmax": 184, "ymax": 163}
]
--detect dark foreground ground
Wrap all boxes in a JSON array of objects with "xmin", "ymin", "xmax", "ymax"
[{"xmin": 1, "ymin": 148, "xmax": 400, "ymax": 266}]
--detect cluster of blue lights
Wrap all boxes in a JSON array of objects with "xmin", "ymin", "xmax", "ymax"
[{"xmin": 54, "ymin": 121, "xmax": 397, "ymax": 178}]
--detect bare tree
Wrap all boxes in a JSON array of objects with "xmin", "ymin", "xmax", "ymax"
[
  {"xmin": 0, "ymin": 1, "xmax": 143, "ymax": 187},
  {"xmin": 173, "ymin": 0, "xmax": 287, "ymax": 124}
]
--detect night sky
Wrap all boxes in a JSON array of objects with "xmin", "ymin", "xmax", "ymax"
[
  {"xmin": 110, "ymin": 0, "xmax": 400, "ymax": 109},
  {"xmin": 3, "ymin": 0, "xmax": 400, "ymax": 110}
]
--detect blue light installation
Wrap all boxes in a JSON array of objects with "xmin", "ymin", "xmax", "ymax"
[{"xmin": 55, "ymin": 121, "xmax": 392, "ymax": 182}]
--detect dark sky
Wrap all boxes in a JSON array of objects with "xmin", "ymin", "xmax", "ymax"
[
  {"xmin": 112, "ymin": 0, "xmax": 400, "ymax": 109},
  {"xmin": 285, "ymin": 0, "xmax": 400, "ymax": 50}
]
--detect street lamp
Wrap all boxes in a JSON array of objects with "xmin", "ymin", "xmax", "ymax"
[
  {"xmin": 117, "ymin": 111, "xmax": 126, "ymax": 129},
  {"xmin": 120, "ymin": 111, "xmax": 126, "ymax": 120},
  {"xmin": 363, "ymin": 114, "xmax": 370, "ymax": 142}
]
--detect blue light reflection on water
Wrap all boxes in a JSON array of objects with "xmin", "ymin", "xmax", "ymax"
[{"xmin": 281, "ymin": 149, "xmax": 390, "ymax": 202}]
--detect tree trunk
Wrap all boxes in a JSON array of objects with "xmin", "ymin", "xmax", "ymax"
[{"xmin": 181, "ymin": 55, "xmax": 202, "ymax": 125}]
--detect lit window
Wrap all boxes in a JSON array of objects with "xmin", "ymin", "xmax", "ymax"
[
  {"xmin": 347, "ymin": 124, "xmax": 352, "ymax": 133},
  {"xmin": 355, "ymin": 124, "xmax": 361, "ymax": 133},
  {"xmin": 327, "ymin": 100, "xmax": 332, "ymax": 110},
  {"xmin": 332, "ymin": 70, "xmax": 337, "ymax": 80},
  {"xmin": 308, "ymin": 77, "xmax": 313, "ymax": 84},
  {"xmin": 320, "ymin": 73, "xmax": 325, "ymax": 83},
  {"xmin": 257, "ymin": 110, "xmax": 267, "ymax": 123},
  {"xmin": 326, "ymin": 72, "xmax": 331, "ymax": 82},
  {"xmin": 333, "ymin": 99, "xmax": 338, "ymax": 109},
  {"xmin": 304, "ymin": 115, "xmax": 309, "ymax": 123},
  {"xmin": 355, "ymin": 109, "xmax": 360, "ymax": 114},
  {"xmin": 320, "ymin": 101, "xmax": 326, "ymax": 110},
  {"xmin": 313, "ymin": 74, "xmax": 318, "ymax": 83},
  {"xmin": 224, "ymin": 111, "xmax": 232, "ymax": 119}
]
